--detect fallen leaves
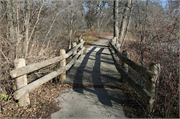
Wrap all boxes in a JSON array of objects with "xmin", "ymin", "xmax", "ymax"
[
  {"xmin": 1, "ymin": 83, "xmax": 73, "ymax": 118},
  {"xmin": 69, "ymin": 114, "xmax": 73, "ymax": 117}
]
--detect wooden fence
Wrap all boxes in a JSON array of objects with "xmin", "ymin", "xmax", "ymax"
[
  {"xmin": 10, "ymin": 39, "xmax": 85, "ymax": 106},
  {"xmin": 109, "ymin": 39, "xmax": 160, "ymax": 113}
]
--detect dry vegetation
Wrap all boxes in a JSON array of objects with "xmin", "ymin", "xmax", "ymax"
[
  {"xmin": 1, "ymin": 82, "xmax": 73, "ymax": 118},
  {"xmin": 117, "ymin": 1, "xmax": 179, "ymax": 118},
  {"xmin": 0, "ymin": 0, "xmax": 179, "ymax": 118},
  {"xmin": 121, "ymin": 30, "xmax": 179, "ymax": 118},
  {"xmin": 0, "ymin": 0, "xmax": 113, "ymax": 118},
  {"xmin": 119, "ymin": 0, "xmax": 179, "ymax": 118}
]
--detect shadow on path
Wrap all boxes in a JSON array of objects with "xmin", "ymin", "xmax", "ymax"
[
  {"xmin": 91, "ymin": 48, "xmax": 112, "ymax": 106},
  {"xmin": 73, "ymin": 47, "xmax": 96, "ymax": 93},
  {"xmin": 73, "ymin": 45, "xmax": 124, "ymax": 106}
]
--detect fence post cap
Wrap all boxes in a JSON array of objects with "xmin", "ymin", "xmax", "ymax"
[
  {"xmin": 14, "ymin": 58, "xmax": 25, "ymax": 62},
  {"xmin": 14, "ymin": 58, "xmax": 26, "ymax": 68},
  {"xmin": 72, "ymin": 42, "xmax": 77, "ymax": 46},
  {"xmin": 122, "ymin": 50, "xmax": 129, "ymax": 56},
  {"xmin": 115, "ymin": 43, "xmax": 120, "ymax": 47},
  {"xmin": 60, "ymin": 49, "xmax": 66, "ymax": 53},
  {"xmin": 149, "ymin": 62, "xmax": 158, "ymax": 72},
  {"xmin": 79, "ymin": 39, "xmax": 83, "ymax": 43}
]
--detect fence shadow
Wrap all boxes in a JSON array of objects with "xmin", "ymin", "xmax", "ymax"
[
  {"xmin": 73, "ymin": 46, "xmax": 123, "ymax": 106},
  {"xmin": 91, "ymin": 48, "xmax": 112, "ymax": 106},
  {"xmin": 73, "ymin": 47, "xmax": 96, "ymax": 93}
]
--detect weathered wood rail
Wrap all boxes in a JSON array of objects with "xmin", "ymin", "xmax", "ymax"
[
  {"xmin": 109, "ymin": 39, "xmax": 160, "ymax": 113},
  {"xmin": 10, "ymin": 39, "xmax": 85, "ymax": 106},
  {"xmin": 10, "ymin": 35, "xmax": 160, "ymax": 114}
]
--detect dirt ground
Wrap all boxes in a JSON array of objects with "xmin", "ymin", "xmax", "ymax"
[
  {"xmin": 0, "ymin": 82, "xmax": 73, "ymax": 118},
  {"xmin": 2, "ymin": 32, "xmax": 177, "ymax": 118}
]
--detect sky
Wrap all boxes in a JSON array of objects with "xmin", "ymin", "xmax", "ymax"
[{"xmin": 158, "ymin": 0, "xmax": 169, "ymax": 8}]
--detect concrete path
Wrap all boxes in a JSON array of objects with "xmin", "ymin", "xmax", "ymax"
[{"xmin": 51, "ymin": 36, "xmax": 127, "ymax": 118}]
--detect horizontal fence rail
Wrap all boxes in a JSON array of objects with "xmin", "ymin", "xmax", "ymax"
[
  {"xmin": 10, "ymin": 41, "xmax": 85, "ymax": 78},
  {"xmin": 109, "ymin": 41, "xmax": 160, "ymax": 113},
  {"xmin": 109, "ymin": 46, "xmax": 153, "ymax": 102},
  {"xmin": 13, "ymin": 47, "xmax": 85, "ymax": 100},
  {"xmin": 109, "ymin": 42, "xmax": 155, "ymax": 82},
  {"xmin": 10, "ymin": 39, "xmax": 85, "ymax": 106}
]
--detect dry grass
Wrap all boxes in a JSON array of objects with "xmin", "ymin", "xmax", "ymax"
[
  {"xmin": 1, "ymin": 83, "xmax": 73, "ymax": 118},
  {"xmin": 0, "ymin": 29, "xmax": 112, "ymax": 118},
  {"xmin": 0, "ymin": 37, "xmax": 70, "ymax": 118},
  {"xmin": 120, "ymin": 33, "xmax": 179, "ymax": 118},
  {"xmin": 82, "ymin": 31, "xmax": 112, "ymax": 45}
]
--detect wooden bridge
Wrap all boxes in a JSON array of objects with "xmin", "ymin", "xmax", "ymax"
[{"xmin": 10, "ymin": 36, "xmax": 160, "ymax": 118}]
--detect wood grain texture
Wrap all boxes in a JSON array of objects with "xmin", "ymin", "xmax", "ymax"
[
  {"xmin": 109, "ymin": 46, "xmax": 153, "ymax": 103},
  {"xmin": 10, "ymin": 41, "xmax": 84, "ymax": 78},
  {"xmin": 14, "ymin": 59, "xmax": 30, "ymax": 106},
  {"xmin": 60, "ymin": 49, "xmax": 66, "ymax": 82},
  {"xmin": 110, "ymin": 42, "xmax": 155, "ymax": 82},
  {"xmin": 13, "ymin": 47, "xmax": 85, "ymax": 100}
]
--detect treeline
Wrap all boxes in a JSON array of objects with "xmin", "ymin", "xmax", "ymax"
[
  {"xmin": 0, "ymin": 0, "xmax": 114, "ymax": 60},
  {"xmin": 0, "ymin": 0, "xmax": 179, "ymax": 118}
]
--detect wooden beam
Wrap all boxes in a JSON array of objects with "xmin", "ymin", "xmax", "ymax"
[
  {"xmin": 60, "ymin": 49, "xmax": 66, "ymax": 82},
  {"xmin": 72, "ymin": 42, "xmax": 77, "ymax": 56},
  {"xmin": 10, "ymin": 41, "xmax": 85, "ymax": 78},
  {"xmin": 147, "ymin": 62, "xmax": 160, "ymax": 112},
  {"xmin": 122, "ymin": 50, "xmax": 130, "ymax": 84},
  {"xmin": 110, "ymin": 42, "xmax": 155, "ymax": 82},
  {"xmin": 14, "ymin": 59, "xmax": 30, "ymax": 106},
  {"xmin": 122, "ymin": 50, "xmax": 130, "ymax": 72},
  {"xmin": 109, "ymin": 46, "xmax": 153, "ymax": 103},
  {"xmin": 13, "ymin": 47, "xmax": 85, "ymax": 100},
  {"xmin": 79, "ymin": 39, "xmax": 84, "ymax": 56}
]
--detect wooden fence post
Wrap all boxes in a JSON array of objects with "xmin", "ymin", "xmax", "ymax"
[
  {"xmin": 122, "ymin": 50, "xmax": 130, "ymax": 72},
  {"xmin": 147, "ymin": 62, "xmax": 160, "ymax": 112},
  {"xmin": 72, "ymin": 42, "xmax": 77, "ymax": 56},
  {"xmin": 79, "ymin": 39, "xmax": 84, "ymax": 55},
  {"xmin": 72, "ymin": 42, "xmax": 77, "ymax": 65},
  {"xmin": 112, "ymin": 37, "xmax": 116, "ymax": 46},
  {"xmin": 14, "ymin": 58, "xmax": 30, "ymax": 106},
  {"xmin": 60, "ymin": 49, "xmax": 66, "ymax": 82},
  {"xmin": 115, "ymin": 43, "xmax": 120, "ymax": 51},
  {"xmin": 115, "ymin": 43, "xmax": 120, "ymax": 61},
  {"xmin": 121, "ymin": 50, "xmax": 130, "ymax": 83}
]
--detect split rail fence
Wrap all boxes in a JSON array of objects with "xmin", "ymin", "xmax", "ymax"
[
  {"xmin": 109, "ymin": 38, "xmax": 160, "ymax": 113},
  {"xmin": 10, "ymin": 36, "xmax": 160, "ymax": 113},
  {"xmin": 10, "ymin": 39, "xmax": 85, "ymax": 106}
]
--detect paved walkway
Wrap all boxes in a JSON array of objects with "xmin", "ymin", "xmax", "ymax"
[{"xmin": 51, "ymin": 36, "xmax": 127, "ymax": 118}]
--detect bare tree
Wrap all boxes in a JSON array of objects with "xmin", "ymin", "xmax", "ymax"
[
  {"xmin": 12, "ymin": 0, "xmax": 21, "ymax": 58},
  {"xmin": 113, "ymin": 0, "xmax": 119, "ymax": 41},
  {"xmin": 84, "ymin": 1, "xmax": 99, "ymax": 32},
  {"xmin": 118, "ymin": 0, "xmax": 132, "ymax": 46},
  {"xmin": 127, "ymin": 0, "xmax": 179, "ymax": 117},
  {"xmin": 24, "ymin": 0, "xmax": 30, "ymax": 58},
  {"xmin": 6, "ymin": 0, "xmax": 16, "ymax": 58}
]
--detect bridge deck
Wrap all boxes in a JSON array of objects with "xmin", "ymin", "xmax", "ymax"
[{"xmin": 51, "ymin": 36, "xmax": 127, "ymax": 118}]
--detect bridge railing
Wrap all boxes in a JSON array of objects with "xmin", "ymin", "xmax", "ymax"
[
  {"xmin": 109, "ymin": 40, "xmax": 160, "ymax": 113},
  {"xmin": 10, "ymin": 39, "xmax": 85, "ymax": 106}
]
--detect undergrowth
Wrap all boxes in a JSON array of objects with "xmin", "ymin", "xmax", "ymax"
[
  {"xmin": 0, "ymin": 30, "xmax": 111, "ymax": 118},
  {"xmin": 121, "ymin": 34, "xmax": 179, "ymax": 118}
]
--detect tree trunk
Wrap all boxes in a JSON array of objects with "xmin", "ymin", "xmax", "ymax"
[
  {"xmin": 7, "ymin": 0, "xmax": 16, "ymax": 58},
  {"xmin": 11, "ymin": 1, "xmax": 21, "ymax": 58},
  {"xmin": 68, "ymin": 11, "xmax": 74, "ymax": 49},
  {"xmin": 119, "ymin": 0, "xmax": 132, "ymax": 45},
  {"xmin": 113, "ymin": 0, "xmax": 119, "ymax": 41},
  {"xmin": 3, "ymin": 1, "xmax": 9, "ymax": 41},
  {"xmin": 24, "ymin": 0, "xmax": 30, "ymax": 58},
  {"xmin": 69, "ymin": 28, "xmax": 72, "ymax": 49}
]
